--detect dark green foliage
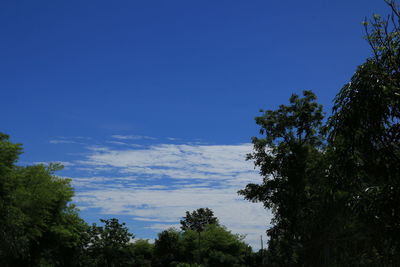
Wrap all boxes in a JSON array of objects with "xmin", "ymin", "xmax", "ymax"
[
  {"xmin": 178, "ymin": 208, "xmax": 253, "ymax": 266},
  {"xmin": 239, "ymin": 91, "xmax": 328, "ymax": 266},
  {"xmin": 325, "ymin": 2, "xmax": 400, "ymax": 263},
  {"xmin": 153, "ymin": 228, "xmax": 183, "ymax": 266},
  {"xmin": 83, "ymin": 218, "xmax": 135, "ymax": 267},
  {"xmin": 0, "ymin": 134, "xmax": 88, "ymax": 266},
  {"xmin": 152, "ymin": 208, "xmax": 257, "ymax": 267},
  {"xmin": 180, "ymin": 208, "xmax": 219, "ymax": 233},
  {"xmin": 189, "ymin": 224, "xmax": 249, "ymax": 267},
  {"xmin": 153, "ymin": 224, "xmax": 253, "ymax": 267},
  {"xmin": 240, "ymin": 1, "xmax": 400, "ymax": 265},
  {"xmin": 131, "ymin": 239, "xmax": 154, "ymax": 267},
  {"xmin": 0, "ymin": 133, "xmax": 24, "ymax": 265}
]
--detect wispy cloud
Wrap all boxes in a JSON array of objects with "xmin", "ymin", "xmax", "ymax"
[
  {"xmin": 50, "ymin": 136, "xmax": 91, "ymax": 145},
  {"xmin": 111, "ymin": 135, "xmax": 156, "ymax": 140},
  {"xmin": 64, "ymin": 141, "xmax": 270, "ymax": 249},
  {"xmin": 167, "ymin": 137, "xmax": 180, "ymax": 141},
  {"xmin": 80, "ymin": 143, "xmax": 256, "ymax": 183},
  {"xmin": 145, "ymin": 223, "xmax": 181, "ymax": 230},
  {"xmin": 134, "ymin": 217, "xmax": 173, "ymax": 222},
  {"xmin": 50, "ymin": 139, "xmax": 78, "ymax": 144},
  {"xmin": 106, "ymin": 141, "xmax": 143, "ymax": 147},
  {"xmin": 75, "ymin": 186, "xmax": 269, "ymax": 248}
]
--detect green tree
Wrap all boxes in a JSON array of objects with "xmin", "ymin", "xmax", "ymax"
[
  {"xmin": 180, "ymin": 208, "xmax": 220, "ymax": 265},
  {"xmin": 326, "ymin": 1, "xmax": 400, "ymax": 264},
  {"xmin": 0, "ymin": 133, "xmax": 25, "ymax": 265},
  {"xmin": 154, "ymin": 210, "xmax": 255, "ymax": 267},
  {"xmin": 84, "ymin": 218, "xmax": 135, "ymax": 267},
  {"xmin": 153, "ymin": 228, "xmax": 183, "ymax": 267},
  {"xmin": 240, "ymin": 1, "xmax": 400, "ymax": 265},
  {"xmin": 131, "ymin": 239, "xmax": 154, "ymax": 267},
  {"xmin": 180, "ymin": 208, "xmax": 219, "ymax": 233},
  {"xmin": 183, "ymin": 224, "xmax": 249, "ymax": 267},
  {"xmin": 238, "ymin": 91, "xmax": 327, "ymax": 266},
  {"xmin": 0, "ymin": 133, "xmax": 88, "ymax": 266}
]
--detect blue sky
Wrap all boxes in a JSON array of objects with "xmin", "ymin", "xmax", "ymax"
[{"xmin": 0, "ymin": 0, "xmax": 390, "ymax": 249}]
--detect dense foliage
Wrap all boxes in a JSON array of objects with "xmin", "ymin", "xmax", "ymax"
[
  {"xmin": 180, "ymin": 208, "xmax": 219, "ymax": 232},
  {"xmin": 153, "ymin": 224, "xmax": 253, "ymax": 267},
  {"xmin": 0, "ymin": 133, "xmax": 87, "ymax": 266},
  {"xmin": 240, "ymin": 1, "xmax": 400, "ymax": 265}
]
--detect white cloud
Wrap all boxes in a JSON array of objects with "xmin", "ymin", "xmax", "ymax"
[
  {"xmin": 75, "ymin": 185, "xmax": 270, "ymax": 249},
  {"xmin": 111, "ymin": 135, "xmax": 156, "ymax": 140},
  {"xmin": 145, "ymin": 223, "xmax": 181, "ymax": 230},
  {"xmin": 68, "ymin": 142, "xmax": 270, "ymax": 249},
  {"xmin": 134, "ymin": 217, "xmax": 174, "ymax": 222},
  {"xmin": 167, "ymin": 137, "xmax": 180, "ymax": 141},
  {"xmin": 81, "ymin": 143, "xmax": 256, "ymax": 183},
  {"xmin": 50, "ymin": 139, "xmax": 77, "ymax": 144},
  {"xmin": 106, "ymin": 141, "xmax": 143, "ymax": 147}
]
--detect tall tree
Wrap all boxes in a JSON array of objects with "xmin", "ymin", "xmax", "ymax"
[
  {"xmin": 180, "ymin": 208, "xmax": 220, "ymax": 265},
  {"xmin": 327, "ymin": 1, "xmax": 400, "ymax": 264},
  {"xmin": 240, "ymin": 1, "xmax": 400, "ymax": 265},
  {"xmin": 180, "ymin": 208, "xmax": 219, "ymax": 233},
  {"xmin": 239, "ymin": 91, "xmax": 327, "ymax": 265}
]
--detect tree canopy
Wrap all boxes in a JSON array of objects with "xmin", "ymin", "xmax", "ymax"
[
  {"xmin": 180, "ymin": 208, "xmax": 219, "ymax": 233},
  {"xmin": 240, "ymin": 1, "xmax": 400, "ymax": 265},
  {"xmin": 0, "ymin": 134, "xmax": 88, "ymax": 266}
]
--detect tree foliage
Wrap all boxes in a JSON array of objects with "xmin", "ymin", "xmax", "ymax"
[
  {"xmin": 131, "ymin": 239, "xmax": 154, "ymax": 267},
  {"xmin": 153, "ymin": 224, "xmax": 253, "ymax": 267},
  {"xmin": 83, "ymin": 218, "xmax": 135, "ymax": 267},
  {"xmin": 238, "ymin": 91, "xmax": 328, "ymax": 265},
  {"xmin": 180, "ymin": 208, "xmax": 219, "ymax": 233},
  {"xmin": 0, "ymin": 134, "xmax": 87, "ymax": 266},
  {"xmin": 240, "ymin": 1, "xmax": 400, "ymax": 265}
]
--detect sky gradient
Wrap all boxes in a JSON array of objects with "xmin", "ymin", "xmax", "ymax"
[{"xmin": 0, "ymin": 0, "xmax": 390, "ymax": 249}]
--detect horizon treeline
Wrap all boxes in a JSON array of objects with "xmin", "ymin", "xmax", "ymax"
[
  {"xmin": 0, "ymin": 145, "xmax": 262, "ymax": 266},
  {"xmin": 1, "ymin": 0, "xmax": 400, "ymax": 266},
  {"xmin": 0, "ymin": 139, "xmax": 262, "ymax": 267}
]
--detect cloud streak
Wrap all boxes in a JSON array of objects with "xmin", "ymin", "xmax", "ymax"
[
  {"xmin": 63, "ymin": 141, "xmax": 270, "ymax": 249},
  {"xmin": 111, "ymin": 135, "xmax": 157, "ymax": 140},
  {"xmin": 81, "ymin": 143, "xmax": 257, "ymax": 183}
]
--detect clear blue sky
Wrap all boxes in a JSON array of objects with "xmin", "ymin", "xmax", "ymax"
[{"xmin": 0, "ymin": 0, "xmax": 390, "ymax": 249}]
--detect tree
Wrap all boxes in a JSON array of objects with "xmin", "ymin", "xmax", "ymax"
[
  {"xmin": 0, "ymin": 133, "xmax": 25, "ymax": 265},
  {"xmin": 180, "ymin": 208, "xmax": 220, "ymax": 265},
  {"xmin": 153, "ymin": 225, "xmax": 252, "ymax": 267},
  {"xmin": 180, "ymin": 208, "xmax": 219, "ymax": 233},
  {"xmin": 84, "ymin": 218, "xmax": 135, "ymax": 267},
  {"xmin": 238, "ymin": 91, "xmax": 327, "ymax": 265},
  {"xmin": 326, "ymin": 1, "xmax": 400, "ymax": 264},
  {"xmin": 131, "ymin": 239, "xmax": 154, "ymax": 267},
  {"xmin": 153, "ymin": 228, "xmax": 183, "ymax": 267},
  {"xmin": 182, "ymin": 224, "xmax": 249, "ymax": 267},
  {"xmin": 0, "ymin": 133, "xmax": 89, "ymax": 266},
  {"xmin": 240, "ymin": 1, "xmax": 400, "ymax": 265}
]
